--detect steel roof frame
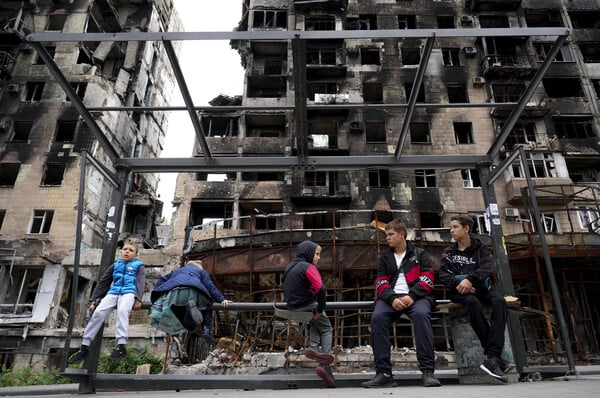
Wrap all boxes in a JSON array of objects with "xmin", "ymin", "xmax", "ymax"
[{"xmin": 23, "ymin": 27, "xmax": 569, "ymax": 173}]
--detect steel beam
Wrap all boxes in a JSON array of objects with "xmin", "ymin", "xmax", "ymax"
[
  {"xmin": 487, "ymin": 33, "xmax": 569, "ymax": 158},
  {"xmin": 395, "ymin": 35, "xmax": 435, "ymax": 159},
  {"xmin": 116, "ymin": 154, "xmax": 491, "ymax": 173},
  {"xmin": 163, "ymin": 40, "xmax": 212, "ymax": 160},
  {"xmin": 27, "ymin": 27, "xmax": 570, "ymax": 42}
]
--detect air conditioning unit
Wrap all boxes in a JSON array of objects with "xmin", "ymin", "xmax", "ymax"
[
  {"xmin": 505, "ymin": 208, "xmax": 520, "ymax": 218},
  {"xmin": 461, "ymin": 16, "xmax": 473, "ymax": 24},
  {"xmin": 464, "ymin": 47, "xmax": 478, "ymax": 56},
  {"xmin": 473, "ymin": 76, "xmax": 486, "ymax": 86},
  {"xmin": 7, "ymin": 84, "xmax": 19, "ymax": 94},
  {"xmin": 349, "ymin": 121, "xmax": 364, "ymax": 133}
]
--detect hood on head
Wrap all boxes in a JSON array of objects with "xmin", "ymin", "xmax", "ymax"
[{"xmin": 295, "ymin": 240, "xmax": 318, "ymax": 263}]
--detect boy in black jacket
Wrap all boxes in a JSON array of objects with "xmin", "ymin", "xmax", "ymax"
[{"xmin": 439, "ymin": 214, "xmax": 511, "ymax": 382}]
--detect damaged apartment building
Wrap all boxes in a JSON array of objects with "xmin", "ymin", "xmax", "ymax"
[
  {"xmin": 164, "ymin": 0, "xmax": 600, "ymax": 368},
  {"xmin": 0, "ymin": 0, "xmax": 180, "ymax": 370}
]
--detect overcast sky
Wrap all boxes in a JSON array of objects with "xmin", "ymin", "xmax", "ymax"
[{"xmin": 157, "ymin": 1, "xmax": 244, "ymax": 221}]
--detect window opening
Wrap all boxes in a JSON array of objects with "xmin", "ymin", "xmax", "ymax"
[
  {"xmin": 461, "ymin": 169, "xmax": 481, "ymax": 188},
  {"xmin": 0, "ymin": 163, "xmax": 20, "ymax": 186},
  {"xmin": 401, "ymin": 46, "xmax": 421, "ymax": 65},
  {"xmin": 55, "ymin": 120, "xmax": 76, "ymax": 142},
  {"xmin": 437, "ymin": 16, "xmax": 455, "ymax": 29},
  {"xmin": 9, "ymin": 121, "xmax": 32, "ymax": 142},
  {"xmin": 447, "ymin": 83, "xmax": 468, "ymax": 103},
  {"xmin": 41, "ymin": 163, "xmax": 66, "ymax": 186},
  {"xmin": 369, "ymin": 169, "xmax": 390, "ymax": 187},
  {"xmin": 398, "ymin": 15, "xmax": 416, "ymax": 29},
  {"xmin": 366, "ymin": 121, "xmax": 386, "ymax": 143},
  {"xmin": 29, "ymin": 210, "xmax": 54, "ymax": 234},
  {"xmin": 415, "ymin": 169, "xmax": 436, "ymax": 187},
  {"xmin": 410, "ymin": 122, "xmax": 431, "ymax": 144},
  {"xmin": 553, "ymin": 117, "xmax": 595, "ymax": 139},
  {"xmin": 454, "ymin": 122, "xmax": 473, "ymax": 144},
  {"xmin": 442, "ymin": 48, "xmax": 462, "ymax": 66},
  {"xmin": 363, "ymin": 82, "xmax": 383, "ymax": 103},
  {"xmin": 361, "ymin": 48, "xmax": 380, "ymax": 65},
  {"xmin": 25, "ymin": 82, "xmax": 44, "ymax": 102}
]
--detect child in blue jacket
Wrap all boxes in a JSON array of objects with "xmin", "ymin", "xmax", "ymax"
[{"xmin": 69, "ymin": 241, "xmax": 145, "ymax": 365}]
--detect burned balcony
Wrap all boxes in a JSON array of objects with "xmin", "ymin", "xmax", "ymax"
[
  {"xmin": 490, "ymin": 83, "xmax": 550, "ymax": 118},
  {"xmin": 290, "ymin": 171, "xmax": 351, "ymax": 204},
  {"xmin": 466, "ymin": 0, "xmax": 522, "ymax": 12},
  {"xmin": 480, "ymin": 37, "xmax": 535, "ymax": 79},
  {"xmin": 505, "ymin": 180, "xmax": 575, "ymax": 206},
  {"xmin": 293, "ymin": 0, "xmax": 348, "ymax": 13}
]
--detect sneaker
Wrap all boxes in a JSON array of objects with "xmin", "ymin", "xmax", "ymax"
[
  {"xmin": 421, "ymin": 370, "xmax": 442, "ymax": 387},
  {"xmin": 362, "ymin": 372, "xmax": 395, "ymax": 388},
  {"xmin": 304, "ymin": 346, "xmax": 334, "ymax": 365},
  {"xmin": 68, "ymin": 346, "xmax": 89, "ymax": 365},
  {"xmin": 480, "ymin": 356, "xmax": 508, "ymax": 382},
  {"xmin": 316, "ymin": 365, "xmax": 336, "ymax": 388},
  {"xmin": 108, "ymin": 345, "xmax": 127, "ymax": 361},
  {"xmin": 499, "ymin": 357, "xmax": 516, "ymax": 373}
]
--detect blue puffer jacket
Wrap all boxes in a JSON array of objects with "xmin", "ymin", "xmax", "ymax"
[
  {"xmin": 107, "ymin": 258, "xmax": 144, "ymax": 296},
  {"xmin": 150, "ymin": 265, "xmax": 225, "ymax": 304}
]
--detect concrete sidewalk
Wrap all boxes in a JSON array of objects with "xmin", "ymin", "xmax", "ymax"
[
  {"xmin": 1, "ymin": 377, "xmax": 599, "ymax": 398},
  {"xmin": 1, "ymin": 367, "xmax": 599, "ymax": 397}
]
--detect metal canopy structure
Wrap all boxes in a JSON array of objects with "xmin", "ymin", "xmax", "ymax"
[
  {"xmin": 24, "ymin": 27, "xmax": 570, "ymax": 174},
  {"xmin": 20, "ymin": 25, "xmax": 577, "ymax": 392}
]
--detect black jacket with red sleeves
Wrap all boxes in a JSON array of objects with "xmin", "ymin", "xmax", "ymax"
[{"xmin": 374, "ymin": 241, "xmax": 437, "ymax": 307}]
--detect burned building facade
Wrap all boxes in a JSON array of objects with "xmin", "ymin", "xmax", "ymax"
[
  {"xmin": 0, "ymin": 0, "xmax": 180, "ymax": 370},
  {"xmin": 165, "ymin": 0, "xmax": 600, "ymax": 367}
]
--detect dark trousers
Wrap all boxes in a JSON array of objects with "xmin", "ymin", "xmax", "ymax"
[
  {"xmin": 370, "ymin": 298, "xmax": 435, "ymax": 374},
  {"xmin": 450, "ymin": 287, "xmax": 508, "ymax": 358}
]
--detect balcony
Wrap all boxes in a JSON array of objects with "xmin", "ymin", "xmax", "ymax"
[
  {"xmin": 293, "ymin": 0, "xmax": 348, "ymax": 13},
  {"xmin": 466, "ymin": 0, "xmax": 521, "ymax": 12},
  {"xmin": 490, "ymin": 91, "xmax": 550, "ymax": 118},
  {"xmin": 505, "ymin": 179, "xmax": 575, "ymax": 205},
  {"xmin": 481, "ymin": 54, "xmax": 536, "ymax": 79}
]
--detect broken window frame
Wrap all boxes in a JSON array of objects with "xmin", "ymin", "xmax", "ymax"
[
  {"xmin": 461, "ymin": 169, "xmax": 481, "ymax": 188},
  {"xmin": 67, "ymin": 82, "xmax": 88, "ymax": 101},
  {"xmin": 553, "ymin": 117, "xmax": 596, "ymax": 139},
  {"xmin": 534, "ymin": 43, "xmax": 573, "ymax": 62},
  {"xmin": 512, "ymin": 152, "xmax": 556, "ymax": 179},
  {"xmin": 24, "ymin": 82, "xmax": 44, "ymax": 102},
  {"xmin": 28, "ymin": 209, "xmax": 54, "ymax": 234},
  {"xmin": 251, "ymin": 10, "xmax": 287, "ymax": 29},
  {"xmin": 398, "ymin": 15, "xmax": 417, "ymax": 29},
  {"xmin": 0, "ymin": 209, "xmax": 5, "ymax": 231},
  {"xmin": 368, "ymin": 169, "xmax": 390, "ymax": 187},
  {"xmin": 524, "ymin": 9, "xmax": 564, "ymax": 27},
  {"xmin": 471, "ymin": 213, "xmax": 491, "ymax": 235},
  {"xmin": 410, "ymin": 122, "xmax": 431, "ymax": 144},
  {"xmin": 454, "ymin": 122, "xmax": 473, "ymax": 144},
  {"xmin": 415, "ymin": 169, "xmax": 436, "ymax": 188},
  {"xmin": 442, "ymin": 47, "xmax": 462, "ymax": 66},
  {"xmin": 576, "ymin": 207, "xmax": 600, "ymax": 232},
  {"xmin": 305, "ymin": 15, "xmax": 336, "ymax": 31}
]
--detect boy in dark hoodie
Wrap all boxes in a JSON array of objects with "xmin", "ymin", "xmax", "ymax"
[
  {"xmin": 282, "ymin": 240, "xmax": 335, "ymax": 388},
  {"xmin": 439, "ymin": 214, "xmax": 511, "ymax": 382}
]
